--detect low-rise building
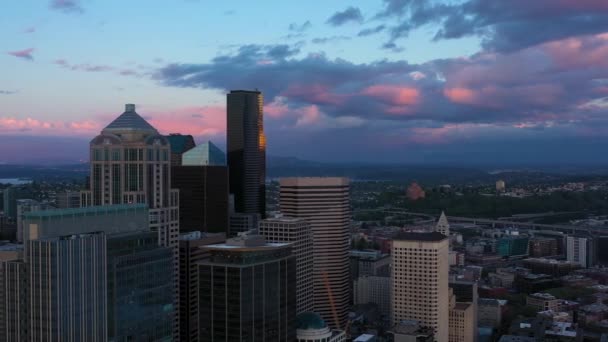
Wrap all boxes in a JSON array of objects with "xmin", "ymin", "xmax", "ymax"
[
  {"xmin": 522, "ymin": 258, "xmax": 581, "ymax": 277},
  {"xmin": 478, "ymin": 298, "xmax": 503, "ymax": 328},
  {"xmin": 526, "ymin": 293, "xmax": 562, "ymax": 312},
  {"xmin": 388, "ymin": 320, "xmax": 434, "ymax": 342}
]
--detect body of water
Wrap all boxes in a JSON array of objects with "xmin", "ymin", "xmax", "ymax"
[{"xmin": 0, "ymin": 178, "xmax": 32, "ymax": 185}]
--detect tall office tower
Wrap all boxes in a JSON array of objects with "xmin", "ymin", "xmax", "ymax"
[
  {"xmin": 259, "ymin": 217, "xmax": 314, "ymax": 314},
  {"xmin": 280, "ymin": 177, "xmax": 351, "ymax": 329},
  {"xmin": 16, "ymin": 199, "xmax": 52, "ymax": 242},
  {"xmin": 0, "ymin": 245, "xmax": 26, "ymax": 342},
  {"xmin": 448, "ymin": 289, "xmax": 475, "ymax": 342},
  {"xmin": 106, "ymin": 230, "xmax": 174, "ymax": 341},
  {"xmin": 27, "ymin": 232, "xmax": 108, "ymax": 341},
  {"xmin": 391, "ymin": 232, "xmax": 449, "ymax": 341},
  {"xmin": 229, "ymin": 212, "xmax": 260, "ymax": 237},
  {"xmin": 20, "ymin": 204, "xmax": 175, "ymax": 341},
  {"xmin": 178, "ymin": 231, "xmax": 226, "ymax": 342},
  {"xmin": 198, "ymin": 234, "xmax": 296, "ymax": 341},
  {"xmin": 165, "ymin": 133, "xmax": 196, "ymax": 166},
  {"xmin": 172, "ymin": 143, "xmax": 229, "ymax": 233},
  {"xmin": 55, "ymin": 191, "xmax": 81, "ymax": 208},
  {"xmin": 567, "ymin": 235, "xmax": 597, "ymax": 268},
  {"xmin": 227, "ymin": 90, "xmax": 266, "ymax": 217},
  {"xmin": 436, "ymin": 211, "xmax": 450, "ymax": 237},
  {"xmin": 82, "ymin": 104, "xmax": 180, "ymax": 337}
]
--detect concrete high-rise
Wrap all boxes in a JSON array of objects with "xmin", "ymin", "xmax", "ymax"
[
  {"xmin": 280, "ymin": 177, "xmax": 351, "ymax": 330},
  {"xmin": 227, "ymin": 90, "xmax": 266, "ymax": 218},
  {"xmin": 198, "ymin": 234, "xmax": 296, "ymax": 341},
  {"xmin": 259, "ymin": 217, "xmax": 314, "ymax": 314},
  {"xmin": 16, "ymin": 199, "xmax": 53, "ymax": 242},
  {"xmin": 82, "ymin": 104, "xmax": 180, "ymax": 337},
  {"xmin": 448, "ymin": 289, "xmax": 475, "ymax": 342},
  {"xmin": 178, "ymin": 231, "xmax": 226, "ymax": 342},
  {"xmin": 392, "ymin": 232, "xmax": 449, "ymax": 341},
  {"xmin": 567, "ymin": 235, "xmax": 597, "ymax": 268}
]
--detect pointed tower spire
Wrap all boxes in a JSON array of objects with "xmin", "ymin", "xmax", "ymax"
[{"xmin": 435, "ymin": 211, "xmax": 450, "ymax": 236}]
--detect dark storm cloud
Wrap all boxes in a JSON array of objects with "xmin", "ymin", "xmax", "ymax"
[
  {"xmin": 358, "ymin": 25, "xmax": 386, "ymax": 37},
  {"xmin": 326, "ymin": 7, "xmax": 364, "ymax": 26},
  {"xmin": 378, "ymin": 0, "xmax": 608, "ymax": 52},
  {"xmin": 0, "ymin": 90, "xmax": 18, "ymax": 95}
]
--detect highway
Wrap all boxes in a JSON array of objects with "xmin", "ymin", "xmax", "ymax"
[{"xmin": 353, "ymin": 207, "xmax": 608, "ymax": 235}]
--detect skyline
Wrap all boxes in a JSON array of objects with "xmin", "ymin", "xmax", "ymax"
[{"xmin": 2, "ymin": 0, "xmax": 608, "ymax": 164}]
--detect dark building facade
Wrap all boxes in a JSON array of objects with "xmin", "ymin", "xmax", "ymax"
[
  {"xmin": 0, "ymin": 260, "xmax": 27, "ymax": 342},
  {"xmin": 171, "ymin": 165, "xmax": 229, "ymax": 233},
  {"xmin": 198, "ymin": 234, "xmax": 296, "ymax": 341},
  {"xmin": 27, "ymin": 233, "xmax": 108, "ymax": 342},
  {"xmin": 227, "ymin": 90, "xmax": 266, "ymax": 218},
  {"xmin": 166, "ymin": 133, "xmax": 196, "ymax": 166},
  {"xmin": 178, "ymin": 231, "xmax": 226, "ymax": 342},
  {"xmin": 107, "ymin": 231, "xmax": 174, "ymax": 341},
  {"xmin": 529, "ymin": 237, "xmax": 559, "ymax": 257}
]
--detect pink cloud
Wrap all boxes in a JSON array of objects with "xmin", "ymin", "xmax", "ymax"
[
  {"xmin": 362, "ymin": 85, "xmax": 420, "ymax": 106},
  {"xmin": 443, "ymin": 87, "xmax": 477, "ymax": 105},
  {"xmin": 295, "ymin": 106, "xmax": 322, "ymax": 127},
  {"xmin": 7, "ymin": 48, "xmax": 34, "ymax": 61},
  {"xmin": 543, "ymin": 34, "xmax": 608, "ymax": 69},
  {"xmin": 147, "ymin": 106, "xmax": 225, "ymax": 137},
  {"xmin": 265, "ymin": 98, "xmax": 290, "ymax": 118},
  {"xmin": 0, "ymin": 116, "xmax": 99, "ymax": 135}
]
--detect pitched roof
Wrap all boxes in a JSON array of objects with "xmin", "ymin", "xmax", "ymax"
[{"xmin": 103, "ymin": 104, "xmax": 157, "ymax": 132}]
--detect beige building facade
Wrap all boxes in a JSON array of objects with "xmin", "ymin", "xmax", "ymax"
[
  {"xmin": 391, "ymin": 232, "xmax": 449, "ymax": 341},
  {"xmin": 280, "ymin": 177, "xmax": 351, "ymax": 330}
]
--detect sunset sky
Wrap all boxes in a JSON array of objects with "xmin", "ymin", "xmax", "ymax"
[{"xmin": 2, "ymin": 0, "xmax": 608, "ymax": 164}]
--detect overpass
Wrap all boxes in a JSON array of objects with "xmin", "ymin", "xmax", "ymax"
[{"xmin": 353, "ymin": 207, "xmax": 608, "ymax": 235}]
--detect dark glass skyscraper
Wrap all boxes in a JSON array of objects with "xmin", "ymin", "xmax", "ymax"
[
  {"xmin": 107, "ymin": 231, "xmax": 174, "ymax": 341},
  {"xmin": 227, "ymin": 90, "xmax": 266, "ymax": 218},
  {"xmin": 198, "ymin": 234, "xmax": 296, "ymax": 341}
]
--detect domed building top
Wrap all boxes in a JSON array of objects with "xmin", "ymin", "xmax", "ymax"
[
  {"xmin": 297, "ymin": 312, "xmax": 327, "ymax": 330},
  {"xmin": 103, "ymin": 104, "xmax": 158, "ymax": 133}
]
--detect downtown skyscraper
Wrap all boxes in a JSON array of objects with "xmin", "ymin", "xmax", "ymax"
[
  {"xmin": 280, "ymin": 177, "xmax": 351, "ymax": 330},
  {"xmin": 227, "ymin": 90, "xmax": 266, "ymax": 218},
  {"xmin": 81, "ymin": 104, "xmax": 180, "ymax": 337},
  {"xmin": 391, "ymin": 232, "xmax": 450, "ymax": 341}
]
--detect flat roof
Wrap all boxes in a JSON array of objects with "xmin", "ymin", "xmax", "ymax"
[
  {"xmin": 25, "ymin": 204, "xmax": 147, "ymax": 219},
  {"xmin": 394, "ymin": 231, "xmax": 447, "ymax": 242}
]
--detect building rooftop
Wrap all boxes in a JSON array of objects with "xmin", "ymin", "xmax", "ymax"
[
  {"xmin": 454, "ymin": 302, "xmax": 471, "ymax": 310},
  {"xmin": 103, "ymin": 104, "xmax": 158, "ymax": 133},
  {"xmin": 296, "ymin": 312, "xmax": 327, "ymax": 330},
  {"xmin": 394, "ymin": 231, "xmax": 447, "ymax": 242},
  {"xmin": 206, "ymin": 234, "xmax": 289, "ymax": 250},
  {"xmin": 354, "ymin": 334, "xmax": 375, "ymax": 342},
  {"xmin": 165, "ymin": 133, "xmax": 195, "ymax": 154},
  {"xmin": 0, "ymin": 243, "xmax": 23, "ymax": 251},
  {"xmin": 25, "ymin": 204, "xmax": 147, "ymax": 219},
  {"xmin": 530, "ymin": 293, "xmax": 557, "ymax": 300},
  {"xmin": 179, "ymin": 231, "xmax": 225, "ymax": 241}
]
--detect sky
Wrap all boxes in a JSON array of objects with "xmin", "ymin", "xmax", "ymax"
[{"xmin": 2, "ymin": 0, "xmax": 608, "ymax": 164}]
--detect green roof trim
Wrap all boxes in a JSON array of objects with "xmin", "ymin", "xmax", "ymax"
[{"xmin": 25, "ymin": 204, "xmax": 148, "ymax": 219}]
